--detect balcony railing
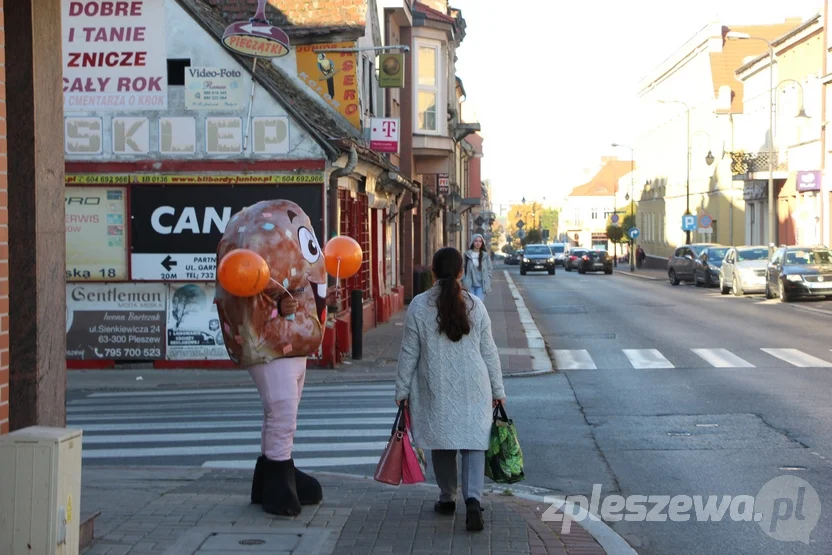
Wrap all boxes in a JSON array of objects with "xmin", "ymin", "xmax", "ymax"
[{"xmin": 731, "ymin": 151, "xmax": 788, "ymax": 176}]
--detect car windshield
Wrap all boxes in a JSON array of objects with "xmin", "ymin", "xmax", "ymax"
[
  {"xmin": 707, "ymin": 248, "xmax": 728, "ymax": 260},
  {"xmin": 737, "ymin": 248, "xmax": 768, "ymax": 261},
  {"xmin": 551, "ymin": 245, "xmax": 565, "ymax": 253},
  {"xmin": 525, "ymin": 246, "xmax": 550, "ymax": 256},
  {"xmin": 692, "ymin": 245, "xmax": 715, "ymax": 256},
  {"xmin": 784, "ymin": 249, "xmax": 832, "ymax": 265}
]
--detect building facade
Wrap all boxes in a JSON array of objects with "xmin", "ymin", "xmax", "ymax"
[
  {"xmin": 636, "ymin": 19, "xmax": 801, "ymax": 257},
  {"xmin": 735, "ymin": 15, "xmax": 824, "ymax": 247}
]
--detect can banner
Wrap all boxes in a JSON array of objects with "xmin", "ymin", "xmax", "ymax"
[{"xmin": 166, "ymin": 283, "xmax": 229, "ymax": 360}]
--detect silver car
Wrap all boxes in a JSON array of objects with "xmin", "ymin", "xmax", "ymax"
[{"xmin": 720, "ymin": 246, "xmax": 770, "ymax": 296}]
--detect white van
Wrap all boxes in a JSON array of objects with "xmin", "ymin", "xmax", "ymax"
[{"xmin": 548, "ymin": 243, "xmax": 568, "ymax": 266}]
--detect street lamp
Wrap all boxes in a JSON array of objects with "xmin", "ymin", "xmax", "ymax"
[
  {"xmin": 690, "ymin": 130, "xmax": 715, "ymax": 166},
  {"xmin": 726, "ymin": 30, "xmax": 776, "ymax": 246},
  {"xmin": 611, "ymin": 143, "xmax": 636, "ymax": 271},
  {"xmin": 657, "ymin": 99, "xmax": 692, "ymax": 244},
  {"xmin": 777, "ymin": 78, "xmax": 811, "ymax": 120}
]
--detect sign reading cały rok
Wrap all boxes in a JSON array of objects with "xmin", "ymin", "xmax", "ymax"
[
  {"xmin": 129, "ymin": 182, "xmax": 324, "ymax": 281},
  {"xmin": 62, "ymin": 0, "xmax": 168, "ymax": 111},
  {"xmin": 296, "ymin": 43, "xmax": 360, "ymax": 129},
  {"xmin": 166, "ymin": 283, "xmax": 228, "ymax": 360},
  {"xmin": 66, "ymin": 283, "xmax": 167, "ymax": 360},
  {"xmin": 66, "ymin": 186, "xmax": 128, "ymax": 281}
]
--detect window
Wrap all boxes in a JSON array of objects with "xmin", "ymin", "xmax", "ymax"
[
  {"xmin": 591, "ymin": 207, "xmax": 598, "ymax": 220},
  {"xmin": 415, "ymin": 43, "xmax": 440, "ymax": 132},
  {"xmin": 166, "ymin": 58, "xmax": 191, "ymax": 86}
]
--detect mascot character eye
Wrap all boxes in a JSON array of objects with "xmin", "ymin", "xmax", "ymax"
[{"xmin": 298, "ymin": 227, "xmax": 321, "ymax": 263}]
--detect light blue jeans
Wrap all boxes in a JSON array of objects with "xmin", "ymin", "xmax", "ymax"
[{"xmin": 470, "ymin": 286, "xmax": 485, "ymax": 302}]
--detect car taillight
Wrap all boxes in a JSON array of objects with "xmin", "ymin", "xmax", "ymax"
[
  {"xmin": 569, "ymin": 256, "xmax": 576, "ymax": 260},
  {"xmin": 582, "ymin": 256, "xmax": 589, "ymax": 261}
]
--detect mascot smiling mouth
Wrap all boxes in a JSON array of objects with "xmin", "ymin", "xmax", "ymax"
[{"xmin": 308, "ymin": 278, "xmax": 327, "ymax": 323}]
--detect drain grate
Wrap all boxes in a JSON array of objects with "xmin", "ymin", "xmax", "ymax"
[{"xmin": 239, "ymin": 539, "xmax": 266, "ymax": 546}]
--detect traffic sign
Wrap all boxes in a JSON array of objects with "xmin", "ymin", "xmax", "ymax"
[
  {"xmin": 682, "ymin": 214, "xmax": 697, "ymax": 232},
  {"xmin": 516, "ymin": 220, "xmax": 525, "ymax": 229},
  {"xmin": 698, "ymin": 214, "xmax": 712, "ymax": 228},
  {"xmin": 611, "ymin": 214, "xmax": 620, "ymax": 224},
  {"xmin": 628, "ymin": 227, "xmax": 640, "ymax": 239}
]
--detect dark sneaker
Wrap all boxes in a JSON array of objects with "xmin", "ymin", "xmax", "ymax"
[
  {"xmin": 434, "ymin": 501, "xmax": 456, "ymax": 515},
  {"xmin": 465, "ymin": 498, "xmax": 484, "ymax": 531}
]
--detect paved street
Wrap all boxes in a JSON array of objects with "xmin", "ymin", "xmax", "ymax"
[
  {"xmin": 68, "ymin": 383, "xmax": 396, "ymax": 473},
  {"xmin": 504, "ymin": 263, "xmax": 832, "ymax": 555}
]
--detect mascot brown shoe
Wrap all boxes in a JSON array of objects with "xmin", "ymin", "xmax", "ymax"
[
  {"xmin": 294, "ymin": 467, "xmax": 323, "ymax": 505},
  {"xmin": 262, "ymin": 458, "xmax": 302, "ymax": 516},
  {"xmin": 251, "ymin": 455, "xmax": 266, "ymax": 504}
]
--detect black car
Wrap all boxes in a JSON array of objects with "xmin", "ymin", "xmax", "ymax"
[
  {"xmin": 693, "ymin": 246, "xmax": 729, "ymax": 287},
  {"xmin": 506, "ymin": 250, "xmax": 523, "ymax": 265},
  {"xmin": 578, "ymin": 250, "xmax": 613, "ymax": 274},
  {"xmin": 564, "ymin": 248, "xmax": 588, "ymax": 272},
  {"xmin": 520, "ymin": 244, "xmax": 555, "ymax": 275},
  {"xmin": 766, "ymin": 246, "xmax": 832, "ymax": 302}
]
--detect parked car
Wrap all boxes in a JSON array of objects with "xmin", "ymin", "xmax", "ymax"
[
  {"xmin": 667, "ymin": 243, "xmax": 721, "ymax": 285},
  {"xmin": 719, "ymin": 246, "xmax": 770, "ymax": 296},
  {"xmin": 520, "ymin": 244, "xmax": 555, "ymax": 275},
  {"xmin": 765, "ymin": 245, "xmax": 832, "ymax": 302},
  {"xmin": 548, "ymin": 242, "xmax": 568, "ymax": 266},
  {"xmin": 564, "ymin": 248, "xmax": 588, "ymax": 272},
  {"xmin": 506, "ymin": 250, "xmax": 523, "ymax": 265},
  {"xmin": 578, "ymin": 250, "xmax": 613, "ymax": 274},
  {"xmin": 694, "ymin": 246, "xmax": 729, "ymax": 287}
]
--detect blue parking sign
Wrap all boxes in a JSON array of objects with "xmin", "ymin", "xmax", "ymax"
[{"xmin": 682, "ymin": 214, "xmax": 697, "ymax": 231}]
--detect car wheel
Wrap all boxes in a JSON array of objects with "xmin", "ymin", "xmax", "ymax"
[
  {"xmin": 604, "ymin": 269, "xmax": 613, "ymax": 275},
  {"xmin": 695, "ymin": 271, "xmax": 703, "ymax": 287},
  {"xmin": 704, "ymin": 273, "xmax": 713, "ymax": 288},
  {"xmin": 779, "ymin": 280, "xmax": 791, "ymax": 303},
  {"xmin": 669, "ymin": 269, "xmax": 680, "ymax": 286},
  {"xmin": 548, "ymin": 268, "xmax": 555, "ymax": 275},
  {"xmin": 733, "ymin": 276, "xmax": 744, "ymax": 297},
  {"xmin": 520, "ymin": 267, "xmax": 527, "ymax": 276},
  {"xmin": 720, "ymin": 276, "xmax": 729, "ymax": 295},
  {"xmin": 765, "ymin": 282, "xmax": 773, "ymax": 299},
  {"xmin": 565, "ymin": 266, "xmax": 572, "ymax": 272}
]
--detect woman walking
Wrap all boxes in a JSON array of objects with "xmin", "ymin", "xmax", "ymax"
[
  {"xmin": 395, "ymin": 247, "xmax": 506, "ymax": 532},
  {"xmin": 462, "ymin": 234, "xmax": 493, "ymax": 302}
]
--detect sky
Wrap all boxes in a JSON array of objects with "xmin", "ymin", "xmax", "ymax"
[{"xmin": 450, "ymin": 0, "xmax": 825, "ymax": 212}]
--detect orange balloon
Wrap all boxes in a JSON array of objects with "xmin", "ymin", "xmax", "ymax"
[
  {"xmin": 324, "ymin": 236, "xmax": 363, "ymax": 279},
  {"xmin": 217, "ymin": 249, "xmax": 271, "ymax": 297}
]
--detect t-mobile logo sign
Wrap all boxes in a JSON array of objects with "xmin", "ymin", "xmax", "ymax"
[{"xmin": 370, "ymin": 117, "xmax": 400, "ymax": 153}]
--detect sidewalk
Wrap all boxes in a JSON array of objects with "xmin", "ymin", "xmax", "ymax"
[
  {"xmin": 68, "ymin": 268, "xmax": 552, "ymax": 391},
  {"xmin": 613, "ymin": 266, "xmax": 667, "ymax": 281},
  {"xmin": 81, "ymin": 467, "xmax": 609, "ymax": 555}
]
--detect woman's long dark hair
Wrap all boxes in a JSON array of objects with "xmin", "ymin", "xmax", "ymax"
[{"xmin": 432, "ymin": 247, "xmax": 471, "ymax": 342}]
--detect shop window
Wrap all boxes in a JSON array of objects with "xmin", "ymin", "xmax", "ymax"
[
  {"xmin": 167, "ymin": 59, "xmax": 191, "ymax": 86},
  {"xmin": 338, "ymin": 190, "xmax": 371, "ymax": 313}
]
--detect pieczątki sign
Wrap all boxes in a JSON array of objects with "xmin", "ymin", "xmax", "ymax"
[{"xmin": 221, "ymin": 0, "xmax": 290, "ymax": 59}]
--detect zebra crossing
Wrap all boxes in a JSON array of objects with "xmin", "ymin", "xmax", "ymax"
[
  {"xmin": 552, "ymin": 348, "xmax": 832, "ymax": 370},
  {"xmin": 67, "ymin": 383, "xmax": 397, "ymax": 473}
]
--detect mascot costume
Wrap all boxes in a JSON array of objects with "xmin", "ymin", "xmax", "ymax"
[{"xmin": 215, "ymin": 199, "xmax": 333, "ymax": 517}]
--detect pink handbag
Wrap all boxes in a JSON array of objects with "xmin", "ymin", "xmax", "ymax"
[
  {"xmin": 401, "ymin": 408, "xmax": 426, "ymax": 484},
  {"xmin": 374, "ymin": 405, "xmax": 405, "ymax": 485}
]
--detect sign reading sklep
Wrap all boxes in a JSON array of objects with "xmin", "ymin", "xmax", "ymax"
[
  {"xmin": 62, "ymin": 0, "xmax": 168, "ymax": 111},
  {"xmin": 185, "ymin": 67, "xmax": 246, "ymax": 111},
  {"xmin": 370, "ymin": 118, "xmax": 400, "ymax": 153},
  {"xmin": 65, "ymin": 187, "xmax": 128, "ymax": 281}
]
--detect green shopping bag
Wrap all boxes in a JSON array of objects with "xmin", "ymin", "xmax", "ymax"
[{"xmin": 485, "ymin": 403, "xmax": 525, "ymax": 484}]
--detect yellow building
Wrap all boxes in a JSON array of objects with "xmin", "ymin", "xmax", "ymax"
[{"xmin": 636, "ymin": 19, "xmax": 802, "ymax": 258}]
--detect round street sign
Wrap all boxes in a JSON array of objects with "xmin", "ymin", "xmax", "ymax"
[
  {"xmin": 611, "ymin": 214, "xmax": 620, "ymax": 224},
  {"xmin": 628, "ymin": 227, "xmax": 640, "ymax": 239},
  {"xmin": 222, "ymin": 0, "xmax": 290, "ymax": 58},
  {"xmin": 699, "ymin": 214, "xmax": 713, "ymax": 228}
]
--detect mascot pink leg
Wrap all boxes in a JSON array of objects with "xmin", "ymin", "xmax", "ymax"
[{"xmin": 215, "ymin": 200, "xmax": 329, "ymax": 516}]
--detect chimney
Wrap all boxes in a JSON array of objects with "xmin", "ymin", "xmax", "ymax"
[{"xmin": 420, "ymin": 0, "xmax": 449, "ymax": 13}]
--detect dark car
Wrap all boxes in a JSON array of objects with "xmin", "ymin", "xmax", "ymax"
[
  {"xmin": 564, "ymin": 248, "xmax": 588, "ymax": 272},
  {"xmin": 578, "ymin": 250, "xmax": 613, "ymax": 274},
  {"xmin": 506, "ymin": 250, "xmax": 523, "ymax": 265},
  {"xmin": 667, "ymin": 243, "xmax": 721, "ymax": 285},
  {"xmin": 520, "ymin": 244, "xmax": 555, "ymax": 275},
  {"xmin": 693, "ymin": 246, "xmax": 729, "ymax": 287},
  {"xmin": 766, "ymin": 246, "xmax": 832, "ymax": 302}
]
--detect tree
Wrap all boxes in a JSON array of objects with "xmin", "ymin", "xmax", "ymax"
[
  {"xmin": 538, "ymin": 208, "xmax": 559, "ymax": 241},
  {"xmin": 171, "ymin": 284, "xmax": 206, "ymax": 328},
  {"xmin": 521, "ymin": 229, "xmax": 542, "ymax": 246}
]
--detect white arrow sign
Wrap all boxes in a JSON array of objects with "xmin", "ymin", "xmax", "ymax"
[{"xmin": 241, "ymin": 23, "xmax": 273, "ymax": 35}]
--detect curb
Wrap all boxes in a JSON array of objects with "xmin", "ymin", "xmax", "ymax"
[
  {"xmin": 484, "ymin": 485, "xmax": 638, "ymax": 555},
  {"xmin": 614, "ymin": 270, "xmax": 662, "ymax": 281},
  {"xmin": 504, "ymin": 368, "xmax": 555, "ymax": 378}
]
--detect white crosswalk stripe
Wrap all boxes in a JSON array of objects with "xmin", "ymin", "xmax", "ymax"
[
  {"xmin": 552, "ymin": 349, "xmax": 596, "ymax": 370},
  {"xmin": 623, "ymin": 349, "xmax": 675, "ymax": 369},
  {"xmin": 761, "ymin": 349, "xmax": 832, "ymax": 368},
  {"xmin": 550, "ymin": 348, "xmax": 832, "ymax": 370},
  {"xmin": 691, "ymin": 349, "xmax": 755, "ymax": 368},
  {"xmin": 67, "ymin": 383, "xmax": 397, "ymax": 472}
]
